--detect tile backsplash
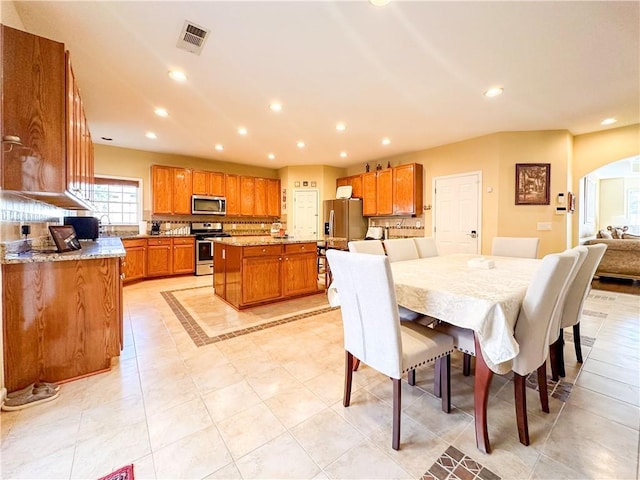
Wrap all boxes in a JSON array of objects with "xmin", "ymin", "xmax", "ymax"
[{"xmin": 0, "ymin": 192, "xmax": 67, "ymax": 244}]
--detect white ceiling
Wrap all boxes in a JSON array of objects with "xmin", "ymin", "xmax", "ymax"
[{"xmin": 11, "ymin": 1, "xmax": 640, "ymax": 170}]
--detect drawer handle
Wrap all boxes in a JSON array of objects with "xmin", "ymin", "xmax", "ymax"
[
  {"xmin": 262, "ymin": 248, "xmax": 266, "ymax": 252},
  {"xmin": 301, "ymin": 246, "xmax": 305, "ymax": 250}
]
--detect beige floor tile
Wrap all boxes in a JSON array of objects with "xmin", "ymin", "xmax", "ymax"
[
  {"xmin": 147, "ymin": 397, "xmax": 214, "ymax": 451},
  {"xmin": 204, "ymin": 461, "xmax": 242, "ymax": 479},
  {"xmin": 530, "ymin": 454, "xmax": 588, "ymax": 480},
  {"xmin": 245, "ymin": 365, "xmax": 301, "ymax": 401},
  {"xmin": 323, "ymin": 441, "xmax": 411, "ymax": 479},
  {"xmin": 304, "ymin": 367, "xmax": 352, "ymax": 406},
  {"xmin": 264, "ymin": 383, "xmax": 328, "ymax": 428},
  {"xmin": 567, "ymin": 384, "xmax": 640, "ymax": 430},
  {"xmin": 330, "ymin": 389, "xmax": 394, "ymax": 438},
  {"xmin": 141, "ymin": 374, "xmax": 201, "ymax": 416},
  {"xmin": 78, "ymin": 393, "xmax": 146, "ymax": 442},
  {"xmin": 132, "ymin": 454, "xmax": 157, "ymax": 480},
  {"xmin": 235, "ymin": 432, "xmax": 321, "ymax": 479},
  {"xmin": 575, "ymin": 370, "xmax": 640, "ymax": 406},
  {"xmin": 202, "ymin": 379, "xmax": 262, "ymax": 422},
  {"xmin": 402, "ymin": 392, "xmax": 473, "ymax": 443},
  {"xmin": 0, "ymin": 444, "xmax": 75, "ymax": 480},
  {"xmin": 582, "ymin": 356, "xmax": 639, "ymax": 387}
]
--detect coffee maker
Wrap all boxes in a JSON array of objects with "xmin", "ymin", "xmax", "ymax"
[{"xmin": 150, "ymin": 221, "xmax": 161, "ymax": 235}]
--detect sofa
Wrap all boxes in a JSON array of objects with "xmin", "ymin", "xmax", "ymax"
[{"xmin": 585, "ymin": 227, "xmax": 640, "ymax": 280}]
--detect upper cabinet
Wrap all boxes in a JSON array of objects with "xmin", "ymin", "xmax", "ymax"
[
  {"xmin": 225, "ymin": 174, "xmax": 241, "ymax": 216},
  {"xmin": 1, "ymin": 25, "xmax": 93, "ymax": 209},
  {"xmin": 267, "ymin": 179, "xmax": 280, "ymax": 217},
  {"xmin": 340, "ymin": 163, "xmax": 423, "ymax": 217},
  {"xmin": 151, "ymin": 165, "xmax": 192, "ymax": 215},
  {"xmin": 192, "ymin": 170, "xmax": 224, "ymax": 196}
]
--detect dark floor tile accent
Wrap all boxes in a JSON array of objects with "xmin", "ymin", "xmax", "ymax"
[
  {"xmin": 582, "ymin": 309, "xmax": 608, "ymax": 318},
  {"xmin": 161, "ymin": 288, "xmax": 337, "ymax": 346},
  {"xmin": 525, "ymin": 371, "xmax": 574, "ymax": 402},
  {"xmin": 564, "ymin": 331, "xmax": 596, "ymax": 347},
  {"xmin": 424, "ymin": 446, "xmax": 500, "ymax": 480}
]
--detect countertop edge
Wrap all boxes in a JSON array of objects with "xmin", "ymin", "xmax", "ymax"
[{"xmin": 2, "ymin": 238, "xmax": 126, "ymax": 264}]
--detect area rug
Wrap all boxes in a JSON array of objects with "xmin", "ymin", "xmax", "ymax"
[
  {"xmin": 162, "ymin": 285, "xmax": 337, "ymax": 346},
  {"xmin": 98, "ymin": 464, "xmax": 134, "ymax": 480}
]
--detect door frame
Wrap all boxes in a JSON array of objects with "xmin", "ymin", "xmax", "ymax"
[
  {"xmin": 292, "ymin": 189, "xmax": 320, "ymax": 238},
  {"xmin": 432, "ymin": 171, "xmax": 483, "ymax": 254}
]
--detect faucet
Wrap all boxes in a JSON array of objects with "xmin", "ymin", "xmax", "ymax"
[{"xmin": 99, "ymin": 214, "xmax": 112, "ymax": 235}]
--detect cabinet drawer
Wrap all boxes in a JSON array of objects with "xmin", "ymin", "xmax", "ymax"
[
  {"xmin": 243, "ymin": 245, "xmax": 282, "ymax": 257},
  {"xmin": 172, "ymin": 237, "xmax": 195, "ymax": 245},
  {"xmin": 284, "ymin": 243, "xmax": 316, "ymax": 254},
  {"xmin": 147, "ymin": 238, "xmax": 172, "ymax": 246},
  {"xmin": 122, "ymin": 239, "xmax": 147, "ymax": 248}
]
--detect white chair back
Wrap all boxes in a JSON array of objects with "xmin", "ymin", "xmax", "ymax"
[
  {"xmin": 511, "ymin": 250, "xmax": 579, "ymax": 376},
  {"xmin": 326, "ymin": 249, "xmax": 404, "ymax": 378},
  {"xmin": 348, "ymin": 240, "xmax": 385, "ymax": 255},
  {"xmin": 414, "ymin": 237, "xmax": 439, "ymax": 258},
  {"xmin": 560, "ymin": 244, "xmax": 607, "ymax": 329},
  {"xmin": 491, "ymin": 237, "xmax": 540, "ymax": 258},
  {"xmin": 383, "ymin": 238, "xmax": 420, "ymax": 262}
]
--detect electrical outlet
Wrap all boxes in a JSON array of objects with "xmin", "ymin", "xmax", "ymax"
[
  {"xmin": 416, "ymin": 221, "xmax": 421, "ymax": 228},
  {"xmin": 385, "ymin": 222, "xmax": 389, "ymax": 228},
  {"xmin": 261, "ymin": 223, "xmax": 265, "ymax": 228},
  {"xmin": 537, "ymin": 222, "xmax": 552, "ymax": 231},
  {"xmin": 232, "ymin": 224, "xmax": 237, "ymax": 229}
]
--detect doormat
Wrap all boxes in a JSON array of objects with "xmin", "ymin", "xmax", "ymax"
[
  {"xmin": 161, "ymin": 286, "xmax": 337, "ymax": 347},
  {"xmin": 98, "ymin": 464, "xmax": 134, "ymax": 480}
]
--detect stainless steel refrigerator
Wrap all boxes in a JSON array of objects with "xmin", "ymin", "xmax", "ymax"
[{"xmin": 323, "ymin": 198, "xmax": 367, "ymax": 241}]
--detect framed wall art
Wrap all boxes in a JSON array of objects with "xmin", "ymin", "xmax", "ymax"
[{"xmin": 515, "ymin": 163, "xmax": 551, "ymax": 205}]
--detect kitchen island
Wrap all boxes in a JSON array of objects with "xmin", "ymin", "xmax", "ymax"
[
  {"xmin": 2, "ymin": 238, "xmax": 125, "ymax": 392},
  {"xmin": 212, "ymin": 236, "xmax": 321, "ymax": 310}
]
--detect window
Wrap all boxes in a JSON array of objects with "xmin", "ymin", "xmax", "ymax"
[
  {"xmin": 627, "ymin": 187, "xmax": 640, "ymax": 234},
  {"xmin": 93, "ymin": 177, "xmax": 140, "ymax": 225}
]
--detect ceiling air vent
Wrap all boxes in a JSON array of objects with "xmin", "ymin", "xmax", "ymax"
[{"xmin": 176, "ymin": 20, "xmax": 210, "ymax": 55}]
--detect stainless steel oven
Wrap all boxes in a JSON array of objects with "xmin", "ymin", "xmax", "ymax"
[{"xmin": 191, "ymin": 222, "xmax": 230, "ymax": 276}]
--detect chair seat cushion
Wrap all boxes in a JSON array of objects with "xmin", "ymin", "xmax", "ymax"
[
  {"xmin": 433, "ymin": 323, "xmax": 476, "ymax": 355},
  {"xmin": 399, "ymin": 323, "xmax": 453, "ymax": 374}
]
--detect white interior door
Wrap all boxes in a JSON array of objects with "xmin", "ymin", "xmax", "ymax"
[
  {"xmin": 433, "ymin": 172, "xmax": 481, "ymax": 254},
  {"xmin": 292, "ymin": 189, "xmax": 319, "ymax": 239}
]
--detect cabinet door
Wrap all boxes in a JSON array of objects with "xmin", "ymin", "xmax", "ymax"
[
  {"xmin": 209, "ymin": 172, "xmax": 225, "ymax": 196},
  {"xmin": 282, "ymin": 247, "xmax": 318, "ymax": 297},
  {"xmin": 214, "ymin": 244, "xmax": 226, "ymax": 298},
  {"xmin": 362, "ymin": 172, "xmax": 377, "ymax": 216},
  {"xmin": 152, "ymin": 165, "xmax": 173, "ymax": 214},
  {"xmin": 267, "ymin": 179, "xmax": 280, "ymax": 217},
  {"xmin": 377, "ymin": 169, "xmax": 393, "ymax": 215},
  {"xmin": 336, "ymin": 177, "xmax": 348, "ymax": 188},
  {"xmin": 147, "ymin": 239, "xmax": 172, "ymax": 276},
  {"xmin": 225, "ymin": 174, "xmax": 240, "ymax": 215},
  {"xmin": 254, "ymin": 177, "xmax": 268, "ymax": 216},
  {"xmin": 122, "ymin": 239, "xmax": 147, "ymax": 283},
  {"xmin": 173, "ymin": 168, "xmax": 192, "ymax": 215},
  {"xmin": 2, "ymin": 25, "xmax": 66, "ymax": 194},
  {"xmin": 173, "ymin": 238, "xmax": 195, "ymax": 274},
  {"xmin": 192, "ymin": 170, "xmax": 209, "ymax": 195},
  {"xmin": 242, "ymin": 256, "xmax": 282, "ymax": 304},
  {"xmin": 240, "ymin": 176, "xmax": 255, "ymax": 216},
  {"xmin": 65, "ymin": 54, "xmax": 80, "ymax": 197},
  {"xmin": 350, "ymin": 175, "xmax": 363, "ymax": 198},
  {"xmin": 393, "ymin": 163, "xmax": 423, "ymax": 215}
]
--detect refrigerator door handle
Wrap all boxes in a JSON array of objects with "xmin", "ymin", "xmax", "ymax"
[{"xmin": 329, "ymin": 209, "xmax": 335, "ymax": 237}]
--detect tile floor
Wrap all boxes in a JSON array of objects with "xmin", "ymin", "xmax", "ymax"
[{"xmin": 1, "ymin": 275, "xmax": 639, "ymax": 480}]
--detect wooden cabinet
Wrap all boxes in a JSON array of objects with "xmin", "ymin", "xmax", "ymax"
[
  {"xmin": 172, "ymin": 237, "xmax": 195, "ymax": 274},
  {"xmin": 240, "ymin": 176, "xmax": 255, "ymax": 216},
  {"xmin": 225, "ymin": 174, "xmax": 241, "ymax": 216},
  {"xmin": 254, "ymin": 177, "xmax": 269, "ymax": 216},
  {"xmin": 2, "ymin": 257, "xmax": 123, "ymax": 391},
  {"xmin": 336, "ymin": 174, "xmax": 363, "ymax": 198},
  {"xmin": 151, "ymin": 165, "xmax": 192, "ymax": 214},
  {"xmin": 393, "ymin": 163, "xmax": 423, "ymax": 215},
  {"xmin": 267, "ymin": 179, "xmax": 281, "ymax": 217},
  {"xmin": 147, "ymin": 238, "xmax": 172, "ymax": 277},
  {"xmin": 215, "ymin": 241, "xmax": 319, "ymax": 309},
  {"xmin": 362, "ymin": 172, "xmax": 378, "ymax": 216},
  {"xmin": 122, "ymin": 238, "xmax": 147, "ymax": 284},
  {"xmin": 192, "ymin": 170, "xmax": 225, "ymax": 196},
  {"xmin": 377, "ymin": 169, "xmax": 393, "ymax": 215}
]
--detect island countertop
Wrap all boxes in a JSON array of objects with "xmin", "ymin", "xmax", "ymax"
[
  {"xmin": 209, "ymin": 236, "xmax": 321, "ymax": 247},
  {"xmin": 2, "ymin": 237, "xmax": 126, "ymax": 264}
]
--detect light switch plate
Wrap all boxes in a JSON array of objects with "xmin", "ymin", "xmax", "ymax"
[{"xmin": 537, "ymin": 222, "xmax": 552, "ymax": 231}]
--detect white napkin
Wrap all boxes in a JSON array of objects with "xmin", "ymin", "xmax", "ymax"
[{"xmin": 467, "ymin": 257, "xmax": 495, "ymax": 269}]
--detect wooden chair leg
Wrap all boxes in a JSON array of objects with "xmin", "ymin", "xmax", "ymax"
[
  {"xmin": 573, "ymin": 323, "xmax": 583, "ymax": 363},
  {"xmin": 344, "ymin": 351, "xmax": 353, "ymax": 407},
  {"xmin": 537, "ymin": 362, "xmax": 549, "ymax": 413},
  {"xmin": 549, "ymin": 334, "xmax": 562, "ymax": 381},
  {"xmin": 513, "ymin": 373, "xmax": 530, "ymax": 446},
  {"xmin": 440, "ymin": 354, "xmax": 451, "ymax": 413},
  {"xmin": 463, "ymin": 353, "xmax": 472, "ymax": 376},
  {"xmin": 392, "ymin": 378, "xmax": 401, "ymax": 450},
  {"xmin": 352, "ymin": 358, "xmax": 360, "ymax": 371},
  {"xmin": 408, "ymin": 369, "xmax": 416, "ymax": 386},
  {"xmin": 434, "ymin": 358, "xmax": 441, "ymax": 398}
]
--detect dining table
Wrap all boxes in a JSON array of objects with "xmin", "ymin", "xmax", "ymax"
[{"xmin": 389, "ymin": 253, "xmax": 541, "ymax": 453}]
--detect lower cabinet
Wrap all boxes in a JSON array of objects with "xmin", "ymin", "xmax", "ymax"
[
  {"xmin": 214, "ymin": 241, "xmax": 319, "ymax": 309},
  {"xmin": 123, "ymin": 236, "xmax": 194, "ymax": 282},
  {"xmin": 147, "ymin": 238, "xmax": 173, "ymax": 277},
  {"xmin": 172, "ymin": 237, "xmax": 195, "ymax": 274},
  {"xmin": 122, "ymin": 238, "xmax": 146, "ymax": 283}
]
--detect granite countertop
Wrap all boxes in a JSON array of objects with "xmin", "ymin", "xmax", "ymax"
[
  {"xmin": 2, "ymin": 237, "xmax": 126, "ymax": 264},
  {"xmin": 118, "ymin": 233, "xmax": 196, "ymax": 239},
  {"xmin": 210, "ymin": 236, "xmax": 322, "ymax": 247}
]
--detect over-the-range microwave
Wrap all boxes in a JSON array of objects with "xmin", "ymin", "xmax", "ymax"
[{"xmin": 192, "ymin": 195, "xmax": 226, "ymax": 215}]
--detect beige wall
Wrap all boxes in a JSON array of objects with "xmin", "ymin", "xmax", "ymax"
[
  {"xmin": 599, "ymin": 178, "xmax": 626, "ymax": 227},
  {"xmin": 1, "ymin": 1, "xmax": 24, "ymax": 28}
]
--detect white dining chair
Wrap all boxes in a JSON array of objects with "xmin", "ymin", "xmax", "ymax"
[
  {"xmin": 348, "ymin": 239, "xmax": 385, "ymax": 255},
  {"xmin": 383, "ymin": 238, "xmax": 420, "ymax": 262},
  {"xmin": 491, "ymin": 237, "xmax": 540, "ymax": 258},
  {"xmin": 326, "ymin": 249, "xmax": 454, "ymax": 450},
  {"xmin": 414, "ymin": 237, "xmax": 439, "ymax": 258},
  {"xmin": 550, "ymin": 243, "xmax": 607, "ymax": 379},
  {"xmin": 434, "ymin": 250, "xmax": 579, "ymax": 446}
]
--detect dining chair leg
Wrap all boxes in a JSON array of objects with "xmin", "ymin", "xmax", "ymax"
[
  {"xmin": 549, "ymin": 334, "xmax": 562, "ymax": 381},
  {"xmin": 408, "ymin": 369, "xmax": 416, "ymax": 386},
  {"xmin": 440, "ymin": 354, "xmax": 451, "ymax": 413},
  {"xmin": 573, "ymin": 323, "xmax": 583, "ymax": 363},
  {"xmin": 557, "ymin": 328, "xmax": 566, "ymax": 378},
  {"xmin": 537, "ymin": 362, "xmax": 549, "ymax": 413},
  {"xmin": 474, "ymin": 335, "xmax": 493, "ymax": 454},
  {"xmin": 434, "ymin": 358, "xmax": 442, "ymax": 398},
  {"xmin": 513, "ymin": 373, "xmax": 530, "ymax": 446},
  {"xmin": 463, "ymin": 353, "xmax": 472, "ymax": 376},
  {"xmin": 352, "ymin": 358, "xmax": 361, "ymax": 371},
  {"xmin": 392, "ymin": 378, "xmax": 401, "ymax": 450},
  {"xmin": 344, "ymin": 351, "xmax": 353, "ymax": 407}
]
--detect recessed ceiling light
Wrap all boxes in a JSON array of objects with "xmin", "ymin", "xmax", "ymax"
[
  {"xmin": 601, "ymin": 117, "xmax": 617, "ymax": 126},
  {"xmin": 238, "ymin": 127, "xmax": 248, "ymax": 136},
  {"xmin": 145, "ymin": 132, "xmax": 157, "ymax": 139},
  {"xmin": 154, "ymin": 108, "xmax": 168, "ymax": 117},
  {"xmin": 484, "ymin": 87, "xmax": 504, "ymax": 98},
  {"xmin": 269, "ymin": 103, "xmax": 282, "ymax": 112},
  {"xmin": 382, "ymin": 137, "xmax": 391, "ymax": 146},
  {"xmin": 268, "ymin": 153, "xmax": 276, "ymax": 160},
  {"xmin": 370, "ymin": 0, "xmax": 391, "ymax": 6},
  {"xmin": 168, "ymin": 70, "xmax": 187, "ymax": 82},
  {"xmin": 340, "ymin": 151, "xmax": 348, "ymax": 158},
  {"xmin": 336, "ymin": 122, "xmax": 347, "ymax": 132},
  {"xmin": 214, "ymin": 144, "xmax": 224, "ymax": 151},
  {"xmin": 297, "ymin": 141, "xmax": 305, "ymax": 148},
  {"xmin": 101, "ymin": 137, "xmax": 113, "ymax": 141}
]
